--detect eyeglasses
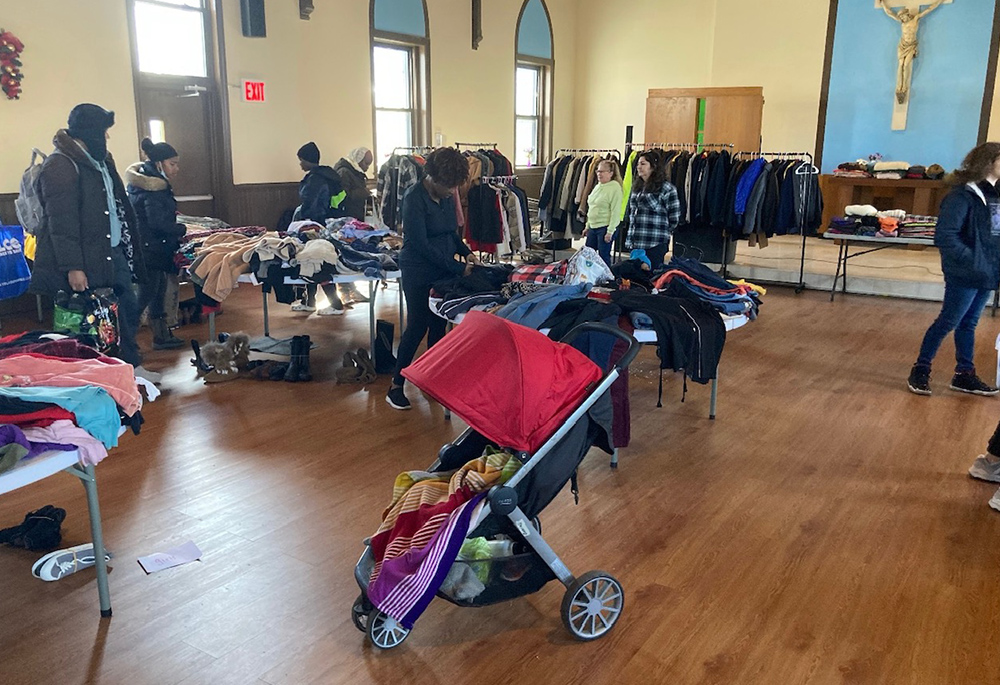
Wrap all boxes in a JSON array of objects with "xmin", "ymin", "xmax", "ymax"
[{"xmin": 596, "ymin": 168, "xmax": 612, "ymax": 174}]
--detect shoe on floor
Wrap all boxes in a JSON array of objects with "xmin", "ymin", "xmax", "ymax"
[
  {"xmin": 990, "ymin": 488, "xmax": 1000, "ymax": 512},
  {"xmin": 31, "ymin": 543, "xmax": 113, "ymax": 582},
  {"xmin": 969, "ymin": 455, "xmax": 1000, "ymax": 483},
  {"xmin": 291, "ymin": 302, "xmax": 316, "ymax": 312},
  {"xmin": 386, "ymin": 385, "xmax": 411, "ymax": 410},
  {"xmin": 152, "ymin": 336, "xmax": 186, "ymax": 351},
  {"xmin": 134, "ymin": 365, "xmax": 163, "ymax": 384},
  {"xmin": 907, "ymin": 364, "xmax": 931, "ymax": 395},
  {"xmin": 949, "ymin": 372, "xmax": 999, "ymax": 396},
  {"xmin": 317, "ymin": 306, "xmax": 345, "ymax": 316}
]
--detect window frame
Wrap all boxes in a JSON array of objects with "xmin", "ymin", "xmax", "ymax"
[
  {"xmin": 515, "ymin": 62, "xmax": 544, "ymax": 168},
  {"xmin": 370, "ymin": 31, "xmax": 431, "ymax": 173},
  {"xmin": 129, "ymin": 0, "xmax": 212, "ymax": 85}
]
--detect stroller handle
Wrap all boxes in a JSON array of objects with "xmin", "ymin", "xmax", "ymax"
[{"xmin": 560, "ymin": 322, "xmax": 640, "ymax": 372}]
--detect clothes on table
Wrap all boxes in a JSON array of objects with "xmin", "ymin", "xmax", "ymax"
[
  {"xmin": 0, "ymin": 353, "xmax": 141, "ymax": 416},
  {"xmin": 21, "ymin": 420, "xmax": 109, "ymax": 467},
  {"xmin": 0, "ymin": 386, "xmax": 122, "ymax": 449},
  {"xmin": 494, "ymin": 282, "xmax": 591, "ymax": 330}
]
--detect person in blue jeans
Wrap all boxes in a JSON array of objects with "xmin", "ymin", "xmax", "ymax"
[
  {"xmin": 582, "ymin": 159, "xmax": 623, "ymax": 267},
  {"xmin": 908, "ymin": 142, "xmax": 1000, "ymax": 396}
]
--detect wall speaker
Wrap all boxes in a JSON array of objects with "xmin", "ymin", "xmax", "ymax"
[{"xmin": 240, "ymin": 0, "xmax": 266, "ymax": 38}]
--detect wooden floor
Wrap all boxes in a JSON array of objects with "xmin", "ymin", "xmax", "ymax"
[{"xmin": 1, "ymin": 284, "xmax": 999, "ymax": 684}]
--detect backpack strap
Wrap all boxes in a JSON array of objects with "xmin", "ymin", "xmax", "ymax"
[{"xmin": 30, "ymin": 148, "xmax": 47, "ymax": 166}]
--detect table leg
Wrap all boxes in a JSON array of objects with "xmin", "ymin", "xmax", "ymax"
[
  {"xmin": 841, "ymin": 241, "xmax": 848, "ymax": 295},
  {"xmin": 709, "ymin": 374, "xmax": 718, "ymax": 420},
  {"xmin": 368, "ymin": 280, "xmax": 376, "ymax": 354},
  {"xmin": 262, "ymin": 288, "xmax": 270, "ymax": 338},
  {"xmin": 830, "ymin": 241, "xmax": 844, "ymax": 302},
  {"xmin": 208, "ymin": 311, "xmax": 216, "ymax": 342},
  {"xmin": 610, "ymin": 448, "xmax": 619, "ymax": 469},
  {"xmin": 993, "ymin": 288, "xmax": 999, "ymax": 318},
  {"xmin": 36, "ymin": 294, "xmax": 44, "ymax": 323},
  {"xmin": 78, "ymin": 464, "xmax": 112, "ymax": 617}
]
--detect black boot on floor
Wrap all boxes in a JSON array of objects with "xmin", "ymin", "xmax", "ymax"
[
  {"xmin": 284, "ymin": 336, "xmax": 303, "ymax": 382},
  {"xmin": 191, "ymin": 340, "xmax": 213, "ymax": 376},
  {"xmin": 297, "ymin": 335, "xmax": 312, "ymax": 382},
  {"xmin": 151, "ymin": 318, "xmax": 186, "ymax": 350}
]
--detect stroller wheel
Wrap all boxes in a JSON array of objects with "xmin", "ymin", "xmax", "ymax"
[
  {"xmin": 352, "ymin": 593, "xmax": 372, "ymax": 632},
  {"xmin": 367, "ymin": 609, "xmax": 410, "ymax": 649},
  {"xmin": 561, "ymin": 570, "xmax": 624, "ymax": 641}
]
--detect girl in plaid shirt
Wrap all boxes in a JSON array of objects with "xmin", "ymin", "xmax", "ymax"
[{"xmin": 625, "ymin": 150, "xmax": 680, "ymax": 268}]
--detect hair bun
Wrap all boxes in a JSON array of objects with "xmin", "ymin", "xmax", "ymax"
[{"xmin": 140, "ymin": 137, "xmax": 155, "ymax": 154}]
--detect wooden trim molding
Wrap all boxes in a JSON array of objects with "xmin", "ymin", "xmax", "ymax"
[
  {"xmin": 978, "ymin": 0, "xmax": 1000, "ymax": 143},
  {"xmin": 814, "ymin": 0, "xmax": 840, "ymax": 170},
  {"xmin": 648, "ymin": 87, "xmax": 762, "ymax": 99}
]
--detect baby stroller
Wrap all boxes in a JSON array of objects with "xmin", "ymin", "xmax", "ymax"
[{"xmin": 352, "ymin": 310, "xmax": 639, "ymax": 649}]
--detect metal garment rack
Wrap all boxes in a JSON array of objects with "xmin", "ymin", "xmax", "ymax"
[
  {"xmin": 555, "ymin": 148, "xmax": 622, "ymax": 159},
  {"xmin": 721, "ymin": 151, "xmax": 819, "ymax": 287},
  {"xmin": 455, "ymin": 142, "xmax": 498, "ymax": 149}
]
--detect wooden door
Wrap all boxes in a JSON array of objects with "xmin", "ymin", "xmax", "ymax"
[
  {"xmin": 644, "ymin": 96, "xmax": 698, "ymax": 145},
  {"xmin": 136, "ymin": 87, "xmax": 216, "ymax": 218},
  {"xmin": 703, "ymin": 90, "xmax": 763, "ymax": 152}
]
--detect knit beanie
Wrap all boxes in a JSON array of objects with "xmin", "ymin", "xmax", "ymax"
[
  {"xmin": 297, "ymin": 141, "xmax": 320, "ymax": 164},
  {"xmin": 141, "ymin": 137, "xmax": 178, "ymax": 163},
  {"xmin": 67, "ymin": 103, "xmax": 115, "ymax": 161}
]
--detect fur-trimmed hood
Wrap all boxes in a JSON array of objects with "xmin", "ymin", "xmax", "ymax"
[{"xmin": 125, "ymin": 162, "xmax": 170, "ymax": 192}]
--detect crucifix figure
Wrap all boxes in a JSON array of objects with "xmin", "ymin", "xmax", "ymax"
[{"xmin": 879, "ymin": 0, "xmax": 945, "ymax": 104}]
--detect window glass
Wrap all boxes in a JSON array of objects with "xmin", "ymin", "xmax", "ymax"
[
  {"xmin": 153, "ymin": 0, "xmax": 203, "ymax": 7},
  {"xmin": 376, "ymin": 110, "xmax": 413, "ymax": 166},
  {"xmin": 515, "ymin": 118, "xmax": 538, "ymax": 167},
  {"xmin": 516, "ymin": 67, "xmax": 539, "ymax": 117},
  {"xmin": 134, "ymin": 1, "xmax": 207, "ymax": 77},
  {"xmin": 149, "ymin": 119, "xmax": 166, "ymax": 144},
  {"xmin": 374, "ymin": 46, "xmax": 412, "ymax": 109}
]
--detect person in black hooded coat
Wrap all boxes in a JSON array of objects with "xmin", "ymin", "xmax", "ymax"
[{"xmin": 126, "ymin": 137, "xmax": 187, "ymax": 350}]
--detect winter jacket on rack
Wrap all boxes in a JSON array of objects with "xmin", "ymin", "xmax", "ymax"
[{"xmin": 125, "ymin": 161, "xmax": 186, "ymax": 273}]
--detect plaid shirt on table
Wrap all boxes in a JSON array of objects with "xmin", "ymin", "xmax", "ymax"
[{"xmin": 626, "ymin": 183, "xmax": 681, "ymax": 250}]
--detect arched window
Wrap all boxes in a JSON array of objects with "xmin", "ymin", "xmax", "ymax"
[
  {"xmin": 370, "ymin": 0, "xmax": 431, "ymax": 166},
  {"xmin": 515, "ymin": 0, "xmax": 553, "ymax": 168}
]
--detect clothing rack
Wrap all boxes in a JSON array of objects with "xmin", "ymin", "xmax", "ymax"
[
  {"xmin": 719, "ymin": 151, "xmax": 819, "ymax": 290},
  {"xmin": 481, "ymin": 174, "xmax": 518, "ymax": 183},
  {"xmin": 555, "ymin": 148, "xmax": 621, "ymax": 158},
  {"xmin": 385, "ymin": 146, "xmax": 436, "ymax": 230},
  {"xmin": 455, "ymin": 142, "xmax": 498, "ymax": 149}
]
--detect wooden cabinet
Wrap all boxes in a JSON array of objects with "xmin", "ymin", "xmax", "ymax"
[
  {"xmin": 819, "ymin": 175, "xmax": 950, "ymax": 232},
  {"xmin": 644, "ymin": 87, "xmax": 763, "ymax": 151}
]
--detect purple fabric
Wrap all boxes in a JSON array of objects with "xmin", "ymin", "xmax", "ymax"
[
  {"xmin": 0, "ymin": 423, "xmax": 77, "ymax": 459},
  {"xmin": 368, "ymin": 493, "xmax": 486, "ymax": 629}
]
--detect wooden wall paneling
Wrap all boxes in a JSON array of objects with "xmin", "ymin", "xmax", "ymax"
[
  {"xmin": 703, "ymin": 91, "xmax": 764, "ymax": 152},
  {"xmin": 644, "ymin": 96, "xmax": 698, "ymax": 145},
  {"xmin": 0, "ymin": 193, "xmax": 17, "ymax": 225},
  {"xmin": 227, "ymin": 183, "xmax": 300, "ymax": 229},
  {"xmin": 818, "ymin": 175, "xmax": 949, "ymax": 233}
]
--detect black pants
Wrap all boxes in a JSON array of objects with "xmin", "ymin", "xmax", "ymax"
[
  {"xmin": 138, "ymin": 270, "xmax": 167, "ymax": 321},
  {"xmin": 303, "ymin": 283, "xmax": 342, "ymax": 308},
  {"xmin": 111, "ymin": 246, "xmax": 141, "ymax": 367},
  {"xmin": 392, "ymin": 276, "xmax": 446, "ymax": 386}
]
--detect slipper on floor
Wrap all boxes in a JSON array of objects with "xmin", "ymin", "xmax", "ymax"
[
  {"xmin": 353, "ymin": 349, "xmax": 377, "ymax": 385},
  {"xmin": 32, "ymin": 543, "xmax": 113, "ymax": 582},
  {"xmin": 335, "ymin": 352, "xmax": 363, "ymax": 384}
]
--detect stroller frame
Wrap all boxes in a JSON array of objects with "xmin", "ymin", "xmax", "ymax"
[{"xmin": 354, "ymin": 322, "xmax": 639, "ymax": 649}]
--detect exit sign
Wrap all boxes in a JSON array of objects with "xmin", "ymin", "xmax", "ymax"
[{"xmin": 242, "ymin": 80, "xmax": 265, "ymax": 102}]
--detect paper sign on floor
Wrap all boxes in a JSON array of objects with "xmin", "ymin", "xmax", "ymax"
[{"xmin": 137, "ymin": 541, "xmax": 202, "ymax": 574}]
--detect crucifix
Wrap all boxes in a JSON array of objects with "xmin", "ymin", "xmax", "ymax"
[{"xmin": 877, "ymin": 0, "xmax": 950, "ymax": 130}]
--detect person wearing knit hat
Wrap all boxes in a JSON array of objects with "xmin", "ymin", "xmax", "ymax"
[
  {"xmin": 28, "ymin": 103, "xmax": 157, "ymax": 383},
  {"xmin": 126, "ymin": 138, "xmax": 187, "ymax": 351},
  {"xmin": 333, "ymin": 146, "xmax": 375, "ymax": 304},
  {"xmin": 291, "ymin": 141, "xmax": 350, "ymax": 315}
]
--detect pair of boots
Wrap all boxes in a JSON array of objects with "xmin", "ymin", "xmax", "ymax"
[
  {"xmin": 284, "ymin": 335, "xmax": 312, "ymax": 382},
  {"xmin": 150, "ymin": 317, "xmax": 185, "ymax": 350}
]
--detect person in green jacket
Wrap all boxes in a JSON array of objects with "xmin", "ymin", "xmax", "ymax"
[{"xmin": 582, "ymin": 159, "xmax": 623, "ymax": 266}]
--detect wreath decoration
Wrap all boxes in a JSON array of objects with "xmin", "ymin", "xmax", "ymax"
[{"xmin": 0, "ymin": 29, "xmax": 25, "ymax": 100}]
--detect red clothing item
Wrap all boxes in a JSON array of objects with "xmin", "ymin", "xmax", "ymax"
[
  {"xmin": 0, "ymin": 339, "xmax": 102, "ymax": 361},
  {"xmin": 0, "ymin": 353, "xmax": 141, "ymax": 416},
  {"xmin": 0, "ymin": 407, "xmax": 76, "ymax": 427}
]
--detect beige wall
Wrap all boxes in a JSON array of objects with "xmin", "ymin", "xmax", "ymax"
[
  {"xmin": 0, "ymin": 1, "xmax": 140, "ymax": 193},
  {"xmin": 2, "ymin": 0, "xmax": 574, "ymax": 191}
]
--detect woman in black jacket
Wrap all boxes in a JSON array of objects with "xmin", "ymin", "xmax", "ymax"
[
  {"xmin": 126, "ymin": 138, "xmax": 187, "ymax": 350},
  {"xmin": 908, "ymin": 142, "xmax": 1000, "ymax": 396},
  {"xmin": 386, "ymin": 148, "xmax": 482, "ymax": 410}
]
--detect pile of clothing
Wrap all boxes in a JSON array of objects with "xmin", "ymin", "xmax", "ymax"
[
  {"xmin": 0, "ymin": 331, "xmax": 151, "ymax": 476},
  {"xmin": 832, "ymin": 159, "xmax": 945, "ymax": 181},
  {"xmin": 652, "ymin": 256, "xmax": 762, "ymax": 319},
  {"xmin": 827, "ymin": 204, "xmax": 936, "ymax": 239},
  {"xmin": 177, "ymin": 225, "xmax": 266, "ymax": 270}
]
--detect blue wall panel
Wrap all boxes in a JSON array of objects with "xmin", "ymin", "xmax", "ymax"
[
  {"xmin": 517, "ymin": 0, "xmax": 552, "ymax": 59},
  {"xmin": 822, "ymin": 0, "xmax": 995, "ymax": 173},
  {"xmin": 374, "ymin": 0, "xmax": 426, "ymax": 37}
]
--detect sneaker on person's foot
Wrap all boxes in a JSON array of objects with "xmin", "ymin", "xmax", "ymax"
[
  {"xmin": 949, "ymin": 372, "xmax": 999, "ymax": 396},
  {"xmin": 317, "ymin": 306, "xmax": 345, "ymax": 316},
  {"xmin": 969, "ymin": 455, "xmax": 1000, "ymax": 482},
  {"xmin": 291, "ymin": 302, "xmax": 316, "ymax": 312},
  {"xmin": 990, "ymin": 487, "xmax": 1000, "ymax": 512},
  {"xmin": 386, "ymin": 386, "xmax": 411, "ymax": 410},
  {"xmin": 907, "ymin": 364, "xmax": 931, "ymax": 395},
  {"xmin": 134, "ymin": 365, "xmax": 163, "ymax": 384}
]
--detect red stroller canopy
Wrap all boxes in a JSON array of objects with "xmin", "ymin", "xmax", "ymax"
[{"xmin": 402, "ymin": 311, "xmax": 604, "ymax": 454}]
